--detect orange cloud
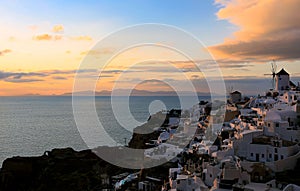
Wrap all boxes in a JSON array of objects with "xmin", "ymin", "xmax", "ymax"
[
  {"xmin": 0, "ymin": 49, "xmax": 12, "ymax": 56},
  {"xmin": 33, "ymin": 34, "xmax": 63, "ymax": 41},
  {"xmin": 80, "ymin": 48, "xmax": 115, "ymax": 56},
  {"xmin": 71, "ymin": 35, "xmax": 93, "ymax": 41},
  {"xmin": 210, "ymin": 0, "xmax": 300, "ymax": 61},
  {"xmin": 52, "ymin": 24, "xmax": 64, "ymax": 33},
  {"xmin": 33, "ymin": 34, "xmax": 52, "ymax": 41}
]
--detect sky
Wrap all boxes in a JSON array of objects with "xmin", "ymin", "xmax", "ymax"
[{"xmin": 0, "ymin": 0, "xmax": 300, "ymax": 96}]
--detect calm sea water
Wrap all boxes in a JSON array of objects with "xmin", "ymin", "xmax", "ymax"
[{"xmin": 0, "ymin": 96, "xmax": 208, "ymax": 166}]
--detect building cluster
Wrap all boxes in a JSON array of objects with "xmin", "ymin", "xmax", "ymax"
[{"xmin": 110, "ymin": 69, "xmax": 300, "ymax": 191}]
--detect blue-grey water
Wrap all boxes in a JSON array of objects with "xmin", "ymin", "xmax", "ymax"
[{"xmin": 0, "ymin": 96, "xmax": 208, "ymax": 166}]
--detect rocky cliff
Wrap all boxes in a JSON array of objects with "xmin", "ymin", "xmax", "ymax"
[
  {"xmin": 0, "ymin": 148, "xmax": 130, "ymax": 191},
  {"xmin": 0, "ymin": 111, "xmax": 176, "ymax": 191}
]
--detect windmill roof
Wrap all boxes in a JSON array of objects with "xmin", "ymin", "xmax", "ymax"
[
  {"xmin": 276, "ymin": 68, "xmax": 289, "ymax": 75},
  {"xmin": 230, "ymin": 91, "xmax": 241, "ymax": 94}
]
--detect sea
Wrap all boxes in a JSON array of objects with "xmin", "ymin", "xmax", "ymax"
[{"xmin": 0, "ymin": 96, "xmax": 210, "ymax": 166}]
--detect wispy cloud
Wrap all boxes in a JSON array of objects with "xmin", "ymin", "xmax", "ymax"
[
  {"xmin": 0, "ymin": 49, "xmax": 12, "ymax": 56},
  {"xmin": 41, "ymin": 69, "xmax": 96, "ymax": 75},
  {"xmin": 169, "ymin": 59, "xmax": 254, "ymax": 71},
  {"xmin": 80, "ymin": 48, "xmax": 115, "ymax": 56},
  {"xmin": 52, "ymin": 24, "xmax": 64, "ymax": 33},
  {"xmin": 70, "ymin": 35, "xmax": 93, "ymax": 41},
  {"xmin": 0, "ymin": 71, "xmax": 46, "ymax": 83},
  {"xmin": 52, "ymin": 76, "xmax": 67, "ymax": 80},
  {"xmin": 5, "ymin": 78, "xmax": 44, "ymax": 83},
  {"xmin": 0, "ymin": 69, "xmax": 98, "ymax": 83},
  {"xmin": 33, "ymin": 34, "xmax": 63, "ymax": 41}
]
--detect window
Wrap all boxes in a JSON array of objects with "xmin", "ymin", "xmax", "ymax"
[
  {"xmin": 269, "ymin": 154, "xmax": 272, "ymax": 158},
  {"xmin": 268, "ymin": 123, "xmax": 271, "ymax": 127},
  {"xmin": 210, "ymin": 174, "xmax": 212, "ymax": 178},
  {"xmin": 281, "ymin": 155, "xmax": 284, "ymax": 160},
  {"xmin": 262, "ymin": 154, "xmax": 264, "ymax": 158},
  {"xmin": 177, "ymin": 180, "xmax": 180, "ymax": 184},
  {"xmin": 276, "ymin": 123, "xmax": 279, "ymax": 127},
  {"xmin": 251, "ymin": 153, "xmax": 253, "ymax": 157},
  {"xmin": 275, "ymin": 148, "xmax": 278, "ymax": 153}
]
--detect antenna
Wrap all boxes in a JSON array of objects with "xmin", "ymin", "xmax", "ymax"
[{"xmin": 264, "ymin": 60, "xmax": 277, "ymax": 89}]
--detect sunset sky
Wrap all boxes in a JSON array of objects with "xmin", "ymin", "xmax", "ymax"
[{"xmin": 1, "ymin": 0, "xmax": 300, "ymax": 96}]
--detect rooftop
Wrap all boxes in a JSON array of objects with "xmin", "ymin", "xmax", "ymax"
[
  {"xmin": 231, "ymin": 91, "xmax": 241, "ymax": 95},
  {"xmin": 276, "ymin": 68, "xmax": 289, "ymax": 76},
  {"xmin": 252, "ymin": 136, "xmax": 296, "ymax": 147}
]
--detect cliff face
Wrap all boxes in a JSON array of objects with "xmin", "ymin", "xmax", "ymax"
[
  {"xmin": 0, "ymin": 148, "xmax": 128, "ymax": 191},
  {"xmin": 128, "ymin": 111, "xmax": 170, "ymax": 149}
]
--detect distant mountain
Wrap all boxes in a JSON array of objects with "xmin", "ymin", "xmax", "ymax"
[
  {"xmin": 21, "ymin": 93, "xmax": 41, "ymax": 96},
  {"xmin": 62, "ymin": 89, "xmax": 213, "ymax": 97}
]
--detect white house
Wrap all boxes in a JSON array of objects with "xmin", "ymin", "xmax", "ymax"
[
  {"xmin": 264, "ymin": 109, "xmax": 300, "ymax": 142},
  {"xmin": 169, "ymin": 168, "xmax": 204, "ymax": 191},
  {"xmin": 233, "ymin": 130, "xmax": 263, "ymax": 158},
  {"xmin": 246, "ymin": 136, "xmax": 300, "ymax": 162},
  {"xmin": 280, "ymin": 91, "xmax": 298, "ymax": 104},
  {"xmin": 203, "ymin": 164, "xmax": 221, "ymax": 187}
]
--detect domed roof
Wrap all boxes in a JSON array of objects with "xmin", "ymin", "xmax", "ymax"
[{"xmin": 264, "ymin": 98, "xmax": 276, "ymax": 104}]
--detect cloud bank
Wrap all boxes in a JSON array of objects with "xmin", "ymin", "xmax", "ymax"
[{"xmin": 210, "ymin": 0, "xmax": 300, "ymax": 61}]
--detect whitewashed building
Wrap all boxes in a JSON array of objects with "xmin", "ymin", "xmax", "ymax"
[
  {"xmin": 246, "ymin": 136, "xmax": 300, "ymax": 162},
  {"xmin": 276, "ymin": 68, "xmax": 290, "ymax": 91}
]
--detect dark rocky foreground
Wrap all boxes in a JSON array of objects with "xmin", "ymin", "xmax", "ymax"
[
  {"xmin": 0, "ymin": 147, "xmax": 176, "ymax": 191},
  {"xmin": 0, "ymin": 148, "xmax": 124, "ymax": 191},
  {"xmin": 0, "ymin": 112, "xmax": 178, "ymax": 191}
]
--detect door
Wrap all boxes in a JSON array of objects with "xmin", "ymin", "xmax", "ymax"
[{"xmin": 256, "ymin": 153, "xmax": 259, "ymax": 162}]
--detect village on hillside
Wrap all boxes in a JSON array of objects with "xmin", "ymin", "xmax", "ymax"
[{"xmin": 110, "ymin": 68, "xmax": 300, "ymax": 191}]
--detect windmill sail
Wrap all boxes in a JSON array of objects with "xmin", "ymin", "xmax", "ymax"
[{"xmin": 264, "ymin": 60, "xmax": 277, "ymax": 89}]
